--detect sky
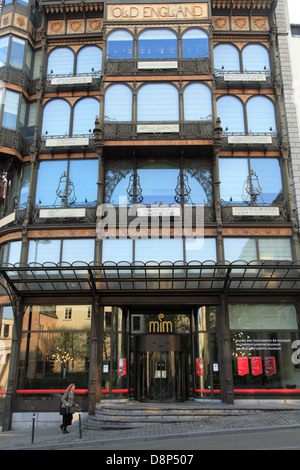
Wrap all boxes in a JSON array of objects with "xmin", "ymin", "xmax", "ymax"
[{"xmin": 288, "ymin": 0, "xmax": 300, "ymax": 23}]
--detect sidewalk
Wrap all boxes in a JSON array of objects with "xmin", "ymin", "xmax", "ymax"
[{"xmin": 2, "ymin": 404, "xmax": 300, "ymax": 450}]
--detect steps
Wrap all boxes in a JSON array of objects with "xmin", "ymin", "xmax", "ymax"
[{"xmin": 85, "ymin": 401, "xmax": 261, "ymax": 430}]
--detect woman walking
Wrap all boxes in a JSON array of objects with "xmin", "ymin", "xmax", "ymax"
[{"xmin": 60, "ymin": 383, "xmax": 78, "ymax": 434}]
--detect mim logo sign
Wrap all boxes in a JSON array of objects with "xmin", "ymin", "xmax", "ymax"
[{"xmin": 149, "ymin": 314, "xmax": 173, "ymax": 333}]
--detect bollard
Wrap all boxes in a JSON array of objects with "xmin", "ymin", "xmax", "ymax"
[
  {"xmin": 78, "ymin": 412, "xmax": 82, "ymax": 439},
  {"xmin": 31, "ymin": 413, "xmax": 35, "ymax": 444}
]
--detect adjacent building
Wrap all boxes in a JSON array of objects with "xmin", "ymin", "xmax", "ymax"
[{"xmin": 0, "ymin": 0, "xmax": 300, "ymax": 430}]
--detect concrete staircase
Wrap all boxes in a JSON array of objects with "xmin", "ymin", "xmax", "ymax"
[{"xmin": 85, "ymin": 401, "xmax": 261, "ymax": 430}]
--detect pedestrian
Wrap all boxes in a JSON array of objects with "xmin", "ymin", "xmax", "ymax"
[{"xmin": 60, "ymin": 383, "xmax": 78, "ymax": 434}]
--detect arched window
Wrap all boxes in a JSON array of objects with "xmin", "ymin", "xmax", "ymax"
[
  {"xmin": 47, "ymin": 47, "xmax": 74, "ymax": 75},
  {"xmin": 72, "ymin": 98, "xmax": 100, "ymax": 135},
  {"xmin": 42, "ymin": 99, "xmax": 70, "ymax": 136},
  {"xmin": 137, "ymin": 84, "xmax": 179, "ymax": 122},
  {"xmin": 182, "ymin": 29, "xmax": 209, "ymax": 58},
  {"xmin": 77, "ymin": 46, "xmax": 102, "ymax": 74},
  {"xmin": 138, "ymin": 29, "xmax": 177, "ymax": 59},
  {"xmin": 183, "ymin": 83, "xmax": 212, "ymax": 120},
  {"xmin": 246, "ymin": 96, "xmax": 276, "ymax": 133},
  {"xmin": 216, "ymin": 96, "xmax": 245, "ymax": 133},
  {"xmin": 214, "ymin": 44, "xmax": 240, "ymax": 72},
  {"xmin": 104, "ymin": 84, "xmax": 132, "ymax": 121},
  {"xmin": 107, "ymin": 30, "xmax": 133, "ymax": 60},
  {"xmin": 242, "ymin": 44, "xmax": 270, "ymax": 72}
]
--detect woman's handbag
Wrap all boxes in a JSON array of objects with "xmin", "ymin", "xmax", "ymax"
[{"xmin": 59, "ymin": 404, "xmax": 76, "ymax": 414}]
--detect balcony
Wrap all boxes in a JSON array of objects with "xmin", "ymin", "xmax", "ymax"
[
  {"xmin": 222, "ymin": 131, "xmax": 279, "ymax": 150},
  {"xmin": 103, "ymin": 120, "xmax": 214, "ymax": 141},
  {"xmin": 215, "ymin": 70, "xmax": 273, "ymax": 90},
  {"xmin": 45, "ymin": 71, "xmax": 101, "ymax": 92},
  {"xmin": 40, "ymin": 134, "xmax": 95, "ymax": 152},
  {"xmin": 103, "ymin": 58, "xmax": 212, "ymax": 77}
]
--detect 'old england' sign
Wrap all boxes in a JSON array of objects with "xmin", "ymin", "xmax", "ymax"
[{"xmin": 107, "ymin": 3, "xmax": 208, "ymax": 21}]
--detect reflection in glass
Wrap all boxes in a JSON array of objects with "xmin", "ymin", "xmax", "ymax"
[
  {"xmin": 77, "ymin": 46, "xmax": 102, "ymax": 74},
  {"xmin": 138, "ymin": 29, "xmax": 177, "ymax": 59},
  {"xmin": 137, "ymin": 84, "xmax": 179, "ymax": 122},
  {"xmin": 214, "ymin": 43, "xmax": 240, "ymax": 72},
  {"xmin": 107, "ymin": 30, "xmax": 133, "ymax": 59},
  {"xmin": 242, "ymin": 44, "xmax": 270, "ymax": 72},
  {"xmin": 182, "ymin": 29, "xmax": 209, "ymax": 58},
  {"xmin": 47, "ymin": 47, "xmax": 74, "ymax": 75},
  {"xmin": 217, "ymin": 96, "xmax": 245, "ymax": 133}
]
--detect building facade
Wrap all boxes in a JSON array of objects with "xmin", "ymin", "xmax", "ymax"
[{"xmin": 0, "ymin": 0, "xmax": 300, "ymax": 430}]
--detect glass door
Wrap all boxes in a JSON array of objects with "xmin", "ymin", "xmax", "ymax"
[{"xmin": 138, "ymin": 349, "xmax": 185, "ymax": 401}]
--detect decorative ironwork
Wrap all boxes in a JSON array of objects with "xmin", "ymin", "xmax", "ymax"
[
  {"xmin": 55, "ymin": 172, "xmax": 76, "ymax": 206},
  {"xmin": 242, "ymin": 169, "xmax": 264, "ymax": 205}
]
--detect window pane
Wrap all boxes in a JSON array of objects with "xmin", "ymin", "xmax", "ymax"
[
  {"xmin": 33, "ymin": 50, "xmax": 42, "ymax": 80},
  {"xmin": 72, "ymin": 98, "xmax": 99, "ymax": 135},
  {"xmin": 107, "ymin": 30, "xmax": 133, "ymax": 60},
  {"xmin": 186, "ymin": 238, "xmax": 216, "ymax": 262},
  {"xmin": 10, "ymin": 37, "xmax": 25, "ymax": 69},
  {"xmin": 250, "ymin": 159, "xmax": 282, "ymax": 205},
  {"xmin": 36, "ymin": 161, "xmax": 67, "ymax": 206},
  {"xmin": 77, "ymin": 46, "xmax": 102, "ymax": 74},
  {"xmin": 104, "ymin": 157, "xmax": 133, "ymax": 205},
  {"xmin": 242, "ymin": 44, "xmax": 270, "ymax": 72},
  {"xmin": 258, "ymin": 238, "xmax": 292, "ymax": 261},
  {"xmin": 17, "ymin": 0, "xmax": 29, "ymax": 6},
  {"xmin": 217, "ymin": 96, "xmax": 245, "ymax": 133},
  {"xmin": 220, "ymin": 158, "xmax": 249, "ymax": 204},
  {"xmin": 19, "ymin": 164, "xmax": 31, "ymax": 207},
  {"xmin": 229, "ymin": 304, "xmax": 298, "ymax": 330},
  {"xmin": 214, "ymin": 44, "xmax": 240, "ymax": 72},
  {"xmin": 104, "ymin": 85, "xmax": 132, "ymax": 122},
  {"xmin": 138, "ymin": 159, "xmax": 179, "ymax": 204},
  {"xmin": 26, "ymin": 102, "xmax": 37, "ymax": 138},
  {"xmin": 62, "ymin": 239, "xmax": 95, "ymax": 263},
  {"xmin": 182, "ymin": 29, "xmax": 209, "ymax": 58},
  {"xmin": 102, "ymin": 239, "xmax": 133, "ymax": 263},
  {"xmin": 0, "ymin": 36, "xmax": 9, "ymax": 66},
  {"xmin": 137, "ymin": 84, "xmax": 179, "ymax": 122},
  {"xmin": 224, "ymin": 238, "xmax": 257, "ymax": 261},
  {"xmin": 42, "ymin": 99, "xmax": 70, "ymax": 136},
  {"xmin": 247, "ymin": 96, "xmax": 276, "ymax": 133},
  {"xmin": 3, "ymin": 90, "xmax": 19, "ymax": 130},
  {"xmin": 184, "ymin": 158, "xmax": 213, "ymax": 204},
  {"xmin": 135, "ymin": 239, "xmax": 183, "ymax": 262},
  {"xmin": 68, "ymin": 160, "xmax": 98, "ymax": 205},
  {"xmin": 25, "ymin": 45, "xmax": 33, "ymax": 76},
  {"xmin": 183, "ymin": 83, "xmax": 212, "ymax": 120},
  {"xmin": 8, "ymin": 241, "xmax": 22, "ymax": 264},
  {"xmin": 47, "ymin": 48, "xmax": 74, "ymax": 75},
  {"xmin": 18, "ymin": 97, "xmax": 27, "ymax": 136},
  {"xmin": 28, "ymin": 240, "xmax": 61, "ymax": 264},
  {"xmin": 138, "ymin": 29, "xmax": 177, "ymax": 59}
]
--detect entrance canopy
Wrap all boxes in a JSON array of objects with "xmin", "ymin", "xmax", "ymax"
[{"xmin": 1, "ymin": 260, "xmax": 300, "ymax": 300}]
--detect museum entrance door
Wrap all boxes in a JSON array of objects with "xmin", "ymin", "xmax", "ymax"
[{"xmin": 136, "ymin": 335, "xmax": 187, "ymax": 402}]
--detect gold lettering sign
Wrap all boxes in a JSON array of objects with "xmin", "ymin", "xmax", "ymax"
[
  {"xmin": 149, "ymin": 314, "xmax": 173, "ymax": 333},
  {"xmin": 107, "ymin": 3, "xmax": 208, "ymax": 21}
]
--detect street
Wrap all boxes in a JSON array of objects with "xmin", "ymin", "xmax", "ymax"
[{"xmin": 52, "ymin": 427, "xmax": 300, "ymax": 451}]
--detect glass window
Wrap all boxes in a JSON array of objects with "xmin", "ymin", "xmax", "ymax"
[
  {"xmin": 36, "ymin": 160, "xmax": 67, "ymax": 206},
  {"xmin": 68, "ymin": 160, "xmax": 98, "ymax": 206},
  {"xmin": 0, "ymin": 36, "xmax": 9, "ymax": 66},
  {"xmin": 10, "ymin": 37, "xmax": 25, "ymax": 69},
  {"xmin": 246, "ymin": 96, "xmax": 276, "ymax": 133},
  {"xmin": 258, "ymin": 238, "xmax": 292, "ymax": 261},
  {"xmin": 62, "ymin": 239, "xmax": 95, "ymax": 263},
  {"xmin": 186, "ymin": 238, "xmax": 216, "ymax": 262},
  {"xmin": 104, "ymin": 157, "xmax": 133, "ymax": 205},
  {"xmin": 3, "ymin": 90, "xmax": 19, "ymax": 130},
  {"xmin": 183, "ymin": 83, "xmax": 212, "ymax": 120},
  {"xmin": 18, "ymin": 97, "xmax": 27, "ymax": 136},
  {"xmin": 138, "ymin": 158, "xmax": 179, "ymax": 205},
  {"xmin": 77, "ymin": 46, "xmax": 102, "ymax": 74},
  {"xmin": 214, "ymin": 44, "xmax": 240, "ymax": 72},
  {"xmin": 135, "ymin": 239, "xmax": 183, "ymax": 262},
  {"xmin": 28, "ymin": 239, "xmax": 61, "ymax": 264},
  {"xmin": 19, "ymin": 165, "xmax": 31, "ymax": 207},
  {"xmin": 242, "ymin": 44, "xmax": 270, "ymax": 72},
  {"xmin": 107, "ymin": 30, "xmax": 133, "ymax": 60},
  {"xmin": 220, "ymin": 158, "xmax": 282, "ymax": 205},
  {"xmin": 47, "ymin": 47, "xmax": 74, "ymax": 75},
  {"xmin": 182, "ymin": 28, "xmax": 209, "ymax": 58},
  {"xmin": 72, "ymin": 98, "xmax": 99, "ymax": 135},
  {"xmin": 33, "ymin": 50, "xmax": 42, "ymax": 80},
  {"xmin": 220, "ymin": 158, "xmax": 249, "ymax": 204},
  {"xmin": 224, "ymin": 238, "xmax": 257, "ymax": 261},
  {"xmin": 26, "ymin": 102, "xmax": 37, "ymax": 139},
  {"xmin": 7, "ymin": 241, "xmax": 22, "ymax": 264},
  {"xmin": 229, "ymin": 304, "xmax": 297, "ymax": 330},
  {"xmin": 104, "ymin": 85, "xmax": 132, "ymax": 122},
  {"xmin": 137, "ymin": 84, "xmax": 179, "ymax": 122},
  {"xmin": 17, "ymin": 0, "xmax": 29, "ymax": 6},
  {"xmin": 42, "ymin": 99, "xmax": 70, "ymax": 136},
  {"xmin": 25, "ymin": 45, "xmax": 33, "ymax": 76},
  {"xmin": 102, "ymin": 239, "xmax": 133, "ymax": 263},
  {"xmin": 138, "ymin": 29, "xmax": 177, "ymax": 59},
  {"xmin": 184, "ymin": 158, "xmax": 213, "ymax": 205},
  {"xmin": 217, "ymin": 96, "xmax": 245, "ymax": 133}
]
